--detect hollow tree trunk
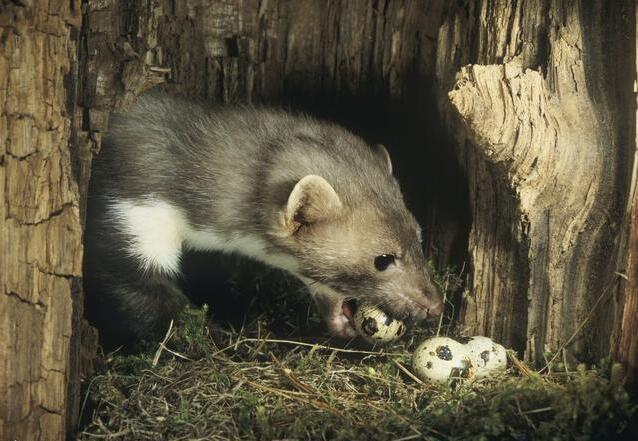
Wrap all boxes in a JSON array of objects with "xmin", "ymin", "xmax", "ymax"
[
  {"xmin": 435, "ymin": 0, "xmax": 636, "ymax": 365},
  {"xmin": 3, "ymin": 1, "xmax": 637, "ymax": 439}
]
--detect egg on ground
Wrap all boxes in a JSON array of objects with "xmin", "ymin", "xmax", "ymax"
[
  {"xmin": 412, "ymin": 336, "xmax": 475, "ymax": 384},
  {"xmin": 353, "ymin": 303, "xmax": 406, "ymax": 343},
  {"xmin": 463, "ymin": 335, "xmax": 508, "ymax": 378}
]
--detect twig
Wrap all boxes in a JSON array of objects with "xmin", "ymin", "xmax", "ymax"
[
  {"xmin": 393, "ymin": 359, "xmax": 426, "ymax": 386},
  {"xmin": 562, "ymin": 348, "xmax": 569, "ymax": 373},
  {"xmin": 162, "ymin": 346, "xmax": 192, "ymax": 361},
  {"xmin": 153, "ymin": 320, "xmax": 174, "ymax": 366},
  {"xmin": 77, "ymin": 376, "xmax": 99, "ymax": 431},
  {"xmin": 436, "ymin": 274, "xmax": 449, "ymax": 337},
  {"xmin": 244, "ymin": 379, "xmax": 345, "ymax": 418},
  {"xmin": 420, "ymin": 425, "xmax": 451, "ymax": 440},
  {"xmin": 153, "ymin": 320, "xmax": 191, "ymax": 366},
  {"xmin": 80, "ymin": 429, "xmax": 131, "ymax": 439},
  {"xmin": 148, "ymin": 66, "xmax": 171, "ymax": 73},
  {"xmin": 446, "ymin": 262, "xmax": 465, "ymax": 335},
  {"xmin": 508, "ymin": 351, "xmax": 535, "ymax": 378},
  {"xmin": 392, "ymin": 434, "xmax": 422, "ymax": 441},
  {"xmin": 271, "ymin": 353, "xmax": 318, "ymax": 395},
  {"xmin": 539, "ymin": 276, "xmax": 619, "ymax": 374},
  {"xmin": 212, "ymin": 337, "xmax": 410, "ymax": 358},
  {"xmin": 520, "ymin": 407, "xmax": 553, "ymax": 415},
  {"xmin": 515, "ymin": 396, "xmax": 536, "ymax": 431}
]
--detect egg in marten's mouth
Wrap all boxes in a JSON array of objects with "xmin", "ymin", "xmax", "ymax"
[{"xmin": 341, "ymin": 299, "xmax": 408, "ymax": 343}]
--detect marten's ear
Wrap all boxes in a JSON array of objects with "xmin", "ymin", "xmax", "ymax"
[
  {"xmin": 284, "ymin": 175, "xmax": 342, "ymax": 234},
  {"xmin": 375, "ymin": 144, "xmax": 393, "ymax": 175}
]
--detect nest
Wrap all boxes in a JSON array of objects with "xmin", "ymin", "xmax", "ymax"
[{"xmin": 77, "ymin": 266, "xmax": 636, "ymax": 441}]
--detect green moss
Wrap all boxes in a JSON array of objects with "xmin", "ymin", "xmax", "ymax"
[{"xmin": 78, "ymin": 269, "xmax": 636, "ymax": 441}]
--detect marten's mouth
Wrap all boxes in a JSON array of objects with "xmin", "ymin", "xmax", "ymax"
[{"xmin": 341, "ymin": 299, "xmax": 357, "ymax": 326}]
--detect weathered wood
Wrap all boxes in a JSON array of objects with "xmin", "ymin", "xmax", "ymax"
[
  {"xmin": 435, "ymin": 0, "xmax": 635, "ymax": 364},
  {"xmin": 614, "ymin": 188, "xmax": 638, "ymax": 390},
  {"xmin": 613, "ymin": 11, "xmax": 638, "ymax": 387},
  {"xmin": 0, "ymin": 1, "xmax": 84, "ymax": 440}
]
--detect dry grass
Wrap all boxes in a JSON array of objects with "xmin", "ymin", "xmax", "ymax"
[{"xmin": 77, "ymin": 267, "xmax": 636, "ymax": 441}]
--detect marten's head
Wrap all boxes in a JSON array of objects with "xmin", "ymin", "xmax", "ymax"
[{"xmin": 271, "ymin": 144, "xmax": 443, "ymax": 338}]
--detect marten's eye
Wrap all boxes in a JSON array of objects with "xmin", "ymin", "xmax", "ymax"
[{"xmin": 374, "ymin": 254, "xmax": 396, "ymax": 271}]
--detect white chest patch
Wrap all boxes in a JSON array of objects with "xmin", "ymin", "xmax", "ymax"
[
  {"xmin": 107, "ymin": 198, "xmax": 299, "ymax": 275},
  {"xmin": 108, "ymin": 199, "xmax": 188, "ymax": 275}
]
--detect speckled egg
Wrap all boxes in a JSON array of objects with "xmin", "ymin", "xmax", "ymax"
[
  {"xmin": 463, "ymin": 336, "xmax": 508, "ymax": 378},
  {"xmin": 412, "ymin": 337, "xmax": 475, "ymax": 384},
  {"xmin": 353, "ymin": 303, "xmax": 406, "ymax": 343}
]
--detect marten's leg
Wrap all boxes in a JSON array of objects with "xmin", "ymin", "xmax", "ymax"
[
  {"xmin": 84, "ymin": 245, "xmax": 190, "ymax": 348},
  {"xmin": 84, "ymin": 198, "xmax": 190, "ymax": 348}
]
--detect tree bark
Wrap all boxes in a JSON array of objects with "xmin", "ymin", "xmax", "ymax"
[
  {"xmin": 613, "ymin": 13, "xmax": 638, "ymax": 387},
  {"xmin": 614, "ymin": 186, "xmax": 638, "ymax": 391},
  {"xmin": 435, "ymin": 0, "xmax": 636, "ymax": 364},
  {"xmin": 0, "ymin": 1, "xmax": 86, "ymax": 440}
]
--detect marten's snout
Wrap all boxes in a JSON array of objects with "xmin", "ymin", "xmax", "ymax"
[
  {"xmin": 371, "ymin": 253, "xmax": 445, "ymax": 321},
  {"xmin": 417, "ymin": 292, "xmax": 444, "ymax": 319},
  {"xmin": 383, "ymin": 278, "xmax": 444, "ymax": 322},
  {"xmin": 409, "ymin": 277, "xmax": 444, "ymax": 320}
]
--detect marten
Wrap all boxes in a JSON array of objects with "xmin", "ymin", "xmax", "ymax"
[{"xmin": 84, "ymin": 92, "xmax": 443, "ymax": 346}]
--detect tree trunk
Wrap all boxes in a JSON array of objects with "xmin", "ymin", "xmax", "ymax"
[
  {"xmin": 611, "ymin": 4, "xmax": 638, "ymax": 393},
  {"xmin": 435, "ymin": 0, "xmax": 636, "ymax": 365},
  {"xmin": 614, "ymin": 184, "xmax": 638, "ymax": 391},
  {"xmin": 0, "ymin": 1, "xmax": 87, "ymax": 440}
]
